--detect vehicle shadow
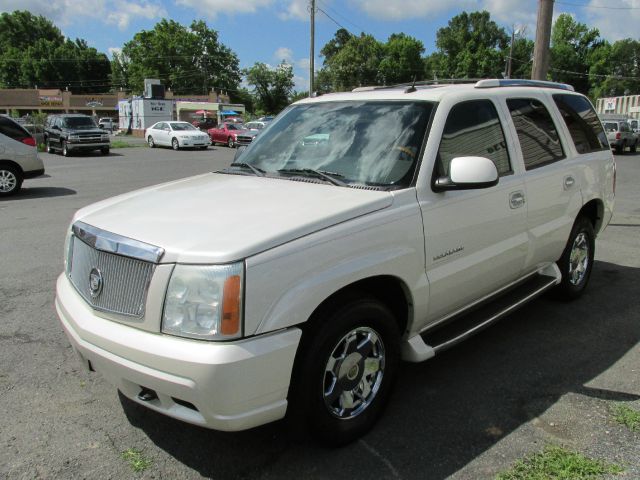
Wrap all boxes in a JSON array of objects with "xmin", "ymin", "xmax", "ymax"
[
  {"xmin": 119, "ymin": 260, "xmax": 640, "ymax": 479},
  {"xmin": 2, "ymin": 187, "xmax": 77, "ymax": 200}
]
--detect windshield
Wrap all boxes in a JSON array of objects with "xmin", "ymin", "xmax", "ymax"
[
  {"xmin": 236, "ymin": 101, "xmax": 433, "ymax": 188},
  {"xmin": 227, "ymin": 124, "xmax": 245, "ymax": 130},
  {"xmin": 62, "ymin": 117, "xmax": 97, "ymax": 129},
  {"xmin": 170, "ymin": 122, "xmax": 197, "ymax": 131},
  {"xmin": 603, "ymin": 122, "xmax": 618, "ymax": 132}
]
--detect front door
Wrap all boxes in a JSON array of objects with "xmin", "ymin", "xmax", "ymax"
[{"xmin": 419, "ymin": 99, "xmax": 528, "ymax": 324}]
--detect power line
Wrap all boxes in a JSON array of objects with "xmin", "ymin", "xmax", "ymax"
[
  {"xmin": 317, "ymin": 0, "xmax": 366, "ymax": 33},
  {"xmin": 555, "ymin": 0, "xmax": 640, "ymax": 9},
  {"xmin": 316, "ymin": 7, "xmax": 358, "ymax": 37}
]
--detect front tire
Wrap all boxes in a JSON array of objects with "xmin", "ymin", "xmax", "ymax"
[
  {"xmin": 101, "ymin": 147, "xmax": 110, "ymax": 155},
  {"xmin": 0, "ymin": 165, "xmax": 23, "ymax": 196},
  {"xmin": 227, "ymin": 136, "xmax": 235, "ymax": 148},
  {"xmin": 147, "ymin": 136, "xmax": 155, "ymax": 148},
  {"xmin": 62, "ymin": 140, "xmax": 70, "ymax": 157},
  {"xmin": 289, "ymin": 295, "xmax": 400, "ymax": 445},
  {"xmin": 45, "ymin": 138, "xmax": 52, "ymax": 153},
  {"xmin": 172, "ymin": 138, "xmax": 180, "ymax": 150},
  {"xmin": 631, "ymin": 141, "xmax": 637, "ymax": 153},
  {"xmin": 554, "ymin": 216, "xmax": 595, "ymax": 300}
]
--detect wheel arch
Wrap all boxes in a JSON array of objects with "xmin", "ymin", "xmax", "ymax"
[
  {"xmin": 0, "ymin": 159, "xmax": 24, "ymax": 176},
  {"xmin": 578, "ymin": 198, "xmax": 604, "ymax": 235},
  {"xmin": 301, "ymin": 275, "xmax": 412, "ymax": 337}
]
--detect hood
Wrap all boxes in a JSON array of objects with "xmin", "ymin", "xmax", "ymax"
[{"xmin": 74, "ymin": 173, "xmax": 393, "ymax": 264}]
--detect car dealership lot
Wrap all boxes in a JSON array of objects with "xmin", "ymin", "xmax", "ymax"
[{"xmin": 1, "ymin": 147, "xmax": 638, "ymax": 479}]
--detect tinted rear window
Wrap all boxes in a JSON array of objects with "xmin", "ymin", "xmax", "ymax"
[
  {"xmin": 0, "ymin": 116, "xmax": 30, "ymax": 141},
  {"xmin": 552, "ymin": 94, "xmax": 608, "ymax": 154}
]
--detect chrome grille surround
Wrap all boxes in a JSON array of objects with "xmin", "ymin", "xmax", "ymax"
[{"xmin": 67, "ymin": 222, "xmax": 164, "ymax": 318}]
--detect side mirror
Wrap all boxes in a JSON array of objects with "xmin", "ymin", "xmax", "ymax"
[
  {"xmin": 433, "ymin": 156, "xmax": 499, "ymax": 192},
  {"xmin": 234, "ymin": 145, "xmax": 247, "ymax": 161}
]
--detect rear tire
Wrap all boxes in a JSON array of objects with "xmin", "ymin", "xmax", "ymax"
[
  {"xmin": 554, "ymin": 216, "xmax": 595, "ymax": 300},
  {"xmin": 288, "ymin": 294, "xmax": 400, "ymax": 446},
  {"xmin": 0, "ymin": 165, "xmax": 23, "ymax": 196}
]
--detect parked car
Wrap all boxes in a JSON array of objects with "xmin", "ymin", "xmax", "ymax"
[
  {"xmin": 192, "ymin": 118, "xmax": 217, "ymax": 130},
  {"xmin": 0, "ymin": 115, "xmax": 45, "ymax": 196},
  {"xmin": 56, "ymin": 79, "xmax": 615, "ymax": 445},
  {"xmin": 207, "ymin": 122, "xmax": 248, "ymax": 148},
  {"xmin": 602, "ymin": 120, "xmax": 637, "ymax": 154},
  {"xmin": 98, "ymin": 117, "xmax": 116, "ymax": 132},
  {"xmin": 145, "ymin": 121, "xmax": 211, "ymax": 150},
  {"xmin": 44, "ymin": 114, "xmax": 110, "ymax": 156},
  {"xmin": 235, "ymin": 120, "xmax": 272, "ymax": 147}
]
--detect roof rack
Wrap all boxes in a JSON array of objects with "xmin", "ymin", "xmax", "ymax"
[
  {"xmin": 352, "ymin": 79, "xmax": 483, "ymax": 92},
  {"xmin": 474, "ymin": 79, "xmax": 575, "ymax": 91}
]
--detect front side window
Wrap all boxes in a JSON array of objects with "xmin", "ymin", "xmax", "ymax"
[
  {"xmin": 507, "ymin": 98, "xmax": 564, "ymax": 170},
  {"xmin": 237, "ymin": 101, "xmax": 433, "ymax": 188},
  {"xmin": 552, "ymin": 94, "xmax": 607, "ymax": 154},
  {"xmin": 436, "ymin": 99, "xmax": 511, "ymax": 177}
]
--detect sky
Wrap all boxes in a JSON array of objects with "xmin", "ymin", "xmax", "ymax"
[{"xmin": 2, "ymin": 0, "xmax": 640, "ymax": 92}]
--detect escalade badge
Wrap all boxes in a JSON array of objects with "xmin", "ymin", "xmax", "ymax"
[{"xmin": 89, "ymin": 268, "xmax": 103, "ymax": 298}]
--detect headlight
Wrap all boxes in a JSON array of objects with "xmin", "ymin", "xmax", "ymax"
[{"xmin": 162, "ymin": 263, "xmax": 244, "ymax": 340}]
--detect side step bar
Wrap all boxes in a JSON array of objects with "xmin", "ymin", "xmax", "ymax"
[{"xmin": 401, "ymin": 265, "xmax": 561, "ymax": 362}]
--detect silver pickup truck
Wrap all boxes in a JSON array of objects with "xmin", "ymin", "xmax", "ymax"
[{"xmin": 603, "ymin": 119, "xmax": 638, "ymax": 153}]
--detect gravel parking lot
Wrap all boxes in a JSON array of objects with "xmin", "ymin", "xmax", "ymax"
[{"xmin": 1, "ymin": 146, "xmax": 638, "ymax": 479}]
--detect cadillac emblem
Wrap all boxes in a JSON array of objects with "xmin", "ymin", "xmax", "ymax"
[{"xmin": 89, "ymin": 267, "xmax": 103, "ymax": 298}]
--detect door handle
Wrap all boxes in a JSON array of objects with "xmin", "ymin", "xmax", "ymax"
[
  {"xmin": 509, "ymin": 191, "xmax": 525, "ymax": 209},
  {"xmin": 564, "ymin": 176, "xmax": 575, "ymax": 190}
]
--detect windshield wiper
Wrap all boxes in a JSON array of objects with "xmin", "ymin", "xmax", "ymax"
[
  {"xmin": 229, "ymin": 162, "xmax": 265, "ymax": 177},
  {"xmin": 277, "ymin": 168, "xmax": 347, "ymax": 187}
]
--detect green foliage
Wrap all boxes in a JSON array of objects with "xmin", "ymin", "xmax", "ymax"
[
  {"xmin": 121, "ymin": 448, "xmax": 152, "ymax": 473},
  {"xmin": 590, "ymin": 39, "xmax": 640, "ymax": 98},
  {"xmin": 378, "ymin": 33, "xmax": 425, "ymax": 85},
  {"xmin": 550, "ymin": 14, "xmax": 606, "ymax": 94},
  {"xmin": 290, "ymin": 91, "xmax": 309, "ymax": 103},
  {"xmin": 116, "ymin": 19, "xmax": 241, "ymax": 95},
  {"xmin": 244, "ymin": 62, "xmax": 294, "ymax": 115},
  {"xmin": 496, "ymin": 445, "xmax": 623, "ymax": 480},
  {"xmin": 431, "ymin": 11, "xmax": 509, "ymax": 78},
  {"xmin": 0, "ymin": 11, "xmax": 110, "ymax": 92},
  {"xmin": 230, "ymin": 88, "xmax": 255, "ymax": 114},
  {"xmin": 612, "ymin": 403, "xmax": 640, "ymax": 431}
]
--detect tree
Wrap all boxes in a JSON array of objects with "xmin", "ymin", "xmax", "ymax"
[
  {"xmin": 320, "ymin": 33, "xmax": 385, "ymax": 90},
  {"xmin": 549, "ymin": 14, "xmax": 605, "ymax": 94},
  {"xmin": 117, "ymin": 19, "xmax": 241, "ymax": 95},
  {"xmin": 0, "ymin": 11, "xmax": 110, "ymax": 92},
  {"xmin": 590, "ymin": 39, "xmax": 640, "ymax": 98},
  {"xmin": 508, "ymin": 32, "xmax": 535, "ymax": 79},
  {"xmin": 378, "ymin": 33, "xmax": 425, "ymax": 85},
  {"xmin": 432, "ymin": 11, "xmax": 509, "ymax": 78},
  {"xmin": 244, "ymin": 62, "xmax": 294, "ymax": 115}
]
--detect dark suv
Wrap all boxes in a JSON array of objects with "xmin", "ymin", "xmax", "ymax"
[{"xmin": 44, "ymin": 114, "xmax": 110, "ymax": 156}]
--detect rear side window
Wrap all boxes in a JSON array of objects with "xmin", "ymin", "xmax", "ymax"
[
  {"xmin": 0, "ymin": 116, "xmax": 30, "ymax": 141},
  {"xmin": 437, "ymin": 100, "xmax": 512, "ymax": 177},
  {"xmin": 552, "ymin": 94, "xmax": 607, "ymax": 154},
  {"xmin": 507, "ymin": 98, "xmax": 564, "ymax": 170}
]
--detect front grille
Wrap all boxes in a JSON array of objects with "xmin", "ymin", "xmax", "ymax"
[
  {"xmin": 68, "ymin": 236, "xmax": 154, "ymax": 317},
  {"xmin": 236, "ymin": 135, "xmax": 254, "ymax": 145},
  {"xmin": 77, "ymin": 134, "xmax": 103, "ymax": 143}
]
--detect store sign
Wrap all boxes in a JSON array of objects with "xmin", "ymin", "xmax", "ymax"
[
  {"xmin": 149, "ymin": 101, "xmax": 167, "ymax": 112},
  {"xmin": 604, "ymin": 98, "xmax": 617, "ymax": 111},
  {"xmin": 86, "ymin": 99, "xmax": 104, "ymax": 107},
  {"xmin": 39, "ymin": 95, "xmax": 62, "ymax": 106}
]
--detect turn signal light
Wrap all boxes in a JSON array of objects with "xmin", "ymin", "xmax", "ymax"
[{"xmin": 221, "ymin": 275, "xmax": 241, "ymax": 335}]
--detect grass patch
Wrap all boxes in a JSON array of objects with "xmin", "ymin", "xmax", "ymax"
[
  {"xmin": 121, "ymin": 448, "xmax": 152, "ymax": 473},
  {"xmin": 110, "ymin": 140, "xmax": 143, "ymax": 149},
  {"xmin": 496, "ymin": 445, "xmax": 623, "ymax": 480},
  {"xmin": 612, "ymin": 403, "xmax": 640, "ymax": 431}
]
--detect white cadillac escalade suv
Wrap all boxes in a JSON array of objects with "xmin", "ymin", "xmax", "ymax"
[{"xmin": 55, "ymin": 79, "xmax": 615, "ymax": 445}]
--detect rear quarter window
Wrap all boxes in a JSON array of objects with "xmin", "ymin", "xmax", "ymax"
[
  {"xmin": 552, "ymin": 94, "xmax": 608, "ymax": 154},
  {"xmin": 0, "ymin": 116, "xmax": 31, "ymax": 142}
]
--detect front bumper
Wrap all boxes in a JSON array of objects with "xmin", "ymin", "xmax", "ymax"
[
  {"xmin": 55, "ymin": 273, "xmax": 301, "ymax": 431},
  {"xmin": 179, "ymin": 138, "xmax": 211, "ymax": 147},
  {"xmin": 67, "ymin": 142, "xmax": 110, "ymax": 150}
]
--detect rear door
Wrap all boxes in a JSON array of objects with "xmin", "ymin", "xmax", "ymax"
[
  {"xmin": 504, "ymin": 94, "xmax": 582, "ymax": 270},
  {"xmin": 419, "ymin": 98, "xmax": 529, "ymax": 322}
]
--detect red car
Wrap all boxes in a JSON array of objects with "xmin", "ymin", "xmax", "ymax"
[{"xmin": 207, "ymin": 123, "xmax": 249, "ymax": 148}]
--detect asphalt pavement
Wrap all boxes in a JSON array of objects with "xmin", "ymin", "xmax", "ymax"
[{"xmin": 0, "ymin": 146, "xmax": 638, "ymax": 479}]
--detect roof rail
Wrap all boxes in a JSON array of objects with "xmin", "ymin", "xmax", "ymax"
[{"xmin": 475, "ymin": 79, "xmax": 575, "ymax": 91}]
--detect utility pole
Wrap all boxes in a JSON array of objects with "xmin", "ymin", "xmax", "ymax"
[
  {"xmin": 531, "ymin": 0, "xmax": 554, "ymax": 80},
  {"xmin": 309, "ymin": 0, "xmax": 315, "ymax": 96},
  {"xmin": 505, "ymin": 26, "xmax": 516, "ymax": 79}
]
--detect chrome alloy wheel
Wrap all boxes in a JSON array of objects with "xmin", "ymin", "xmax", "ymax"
[
  {"xmin": 568, "ymin": 232, "xmax": 589, "ymax": 285},
  {"xmin": 0, "ymin": 169, "xmax": 17, "ymax": 193},
  {"xmin": 323, "ymin": 326, "xmax": 385, "ymax": 419}
]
